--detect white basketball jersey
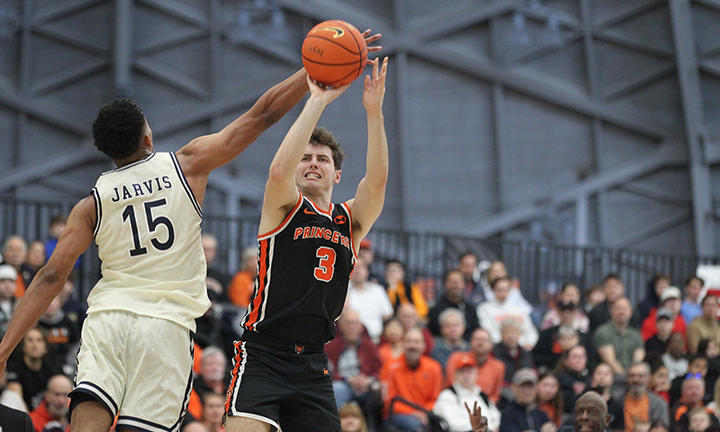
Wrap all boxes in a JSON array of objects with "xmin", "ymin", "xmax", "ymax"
[{"xmin": 89, "ymin": 152, "xmax": 210, "ymax": 331}]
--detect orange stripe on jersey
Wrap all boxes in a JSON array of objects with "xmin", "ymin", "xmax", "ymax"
[
  {"xmin": 245, "ymin": 239, "xmax": 269, "ymax": 330},
  {"xmin": 258, "ymin": 194, "xmax": 303, "ymax": 239},
  {"xmin": 306, "ymin": 195, "xmax": 333, "ymax": 216},
  {"xmin": 224, "ymin": 340, "xmax": 244, "ymax": 414}
]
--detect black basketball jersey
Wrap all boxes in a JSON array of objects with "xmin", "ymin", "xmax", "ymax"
[{"xmin": 242, "ymin": 195, "xmax": 357, "ymax": 344}]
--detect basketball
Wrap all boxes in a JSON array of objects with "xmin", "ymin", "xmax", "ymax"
[{"xmin": 302, "ymin": 20, "xmax": 368, "ymax": 87}]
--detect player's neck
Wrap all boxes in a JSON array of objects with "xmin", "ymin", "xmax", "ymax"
[
  {"xmin": 113, "ymin": 147, "xmax": 153, "ymax": 168},
  {"xmin": 303, "ymin": 190, "xmax": 333, "ymax": 211}
]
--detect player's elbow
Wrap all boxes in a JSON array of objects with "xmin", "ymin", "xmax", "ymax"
[{"xmin": 268, "ymin": 162, "xmax": 289, "ymax": 184}]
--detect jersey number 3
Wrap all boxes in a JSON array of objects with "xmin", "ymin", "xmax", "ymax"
[
  {"xmin": 314, "ymin": 246, "xmax": 336, "ymax": 282},
  {"xmin": 122, "ymin": 198, "xmax": 175, "ymax": 257}
]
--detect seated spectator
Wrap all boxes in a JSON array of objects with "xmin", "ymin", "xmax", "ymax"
[
  {"xmin": 687, "ymin": 295, "xmax": 720, "ymax": 355},
  {"xmin": 623, "ymin": 362, "xmax": 669, "ymax": 432},
  {"xmin": 433, "ymin": 353, "xmax": 501, "ymax": 432},
  {"xmin": 589, "ymin": 274, "xmax": 626, "ymax": 333},
  {"xmin": 385, "ymin": 260, "xmax": 428, "ymax": 320},
  {"xmin": 664, "ymin": 333, "xmax": 689, "ymax": 381},
  {"xmin": 645, "ymin": 308, "xmax": 675, "ymax": 359},
  {"xmin": 357, "ymin": 238, "xmax": 383, "ymax": 285},
  {"xmin": 593, "ymin": 297, "xmax": 644, "ymax": 375},
  {"xmin": 378, "ymin": 318, "xmax": 405, "ymax": 366},
  {"xmin": 536, "ymin": 372, "xmax": 564, "ymax": 427},
  {"xmin": 493, "ymin": 318, "xmax": 534, "ymax": 383},
  {"xmin": 0, "ymin": 264, "xmax": 18, "ymax": 337},
  {"xmin": 396, "ymin": 303, "xmax": 434, "ymax": 355},
  {"xmin": 187, "ymin": 346, "xmax": 228, "ymax": 421},
  {"xmin": 480, "ymin": 261, "xmax": 533, "ymax": 315},
  {"xmin": 541, "ymin": 283, "xmax": 589, "ymax": 332},
  {"xmin": 556, "ymin": 345, "xmax": 589, "ymax": 415},
  {"xmin": 478, "ymin": 276, "xmax": 538, "ymax": 349},
  {"xmin": 458, "ymin": 252, "xmax": 486, "ymax": 304},
  {"xmin": 588, "ymin": 362, "xmax": 625, "ymax": 432},
  {"xmin": 707, "ymin": 380, "xmax": 720, "ymax": 418},
  {"xmin": 383, "ymin": 328, "xmax": 443, "ymax": 432},
  {"xmin": 339, "ymin": 402, "xmax": 368, "ymax": 432},
  {"xmin": 29, "ymin": 375, "xmax": 72, "ymax": 432},
  {"xmin": 638, "ymin": 275, "xmax": 672, "ymax": 324},
  {"xmin": 347, "ymin": 260, "xmax": 393, "ymax": 343},
  {"xmin": 20, "ymin": 241, "xmax": 45, "ymax": 288},
  {"xmin": 2, "ymin": 235, "xmax": 27, "ymax": 298},
  {"xmin": 201, "ymin": 234, "xmax": 230, "ymax": 302},
  {"xmin": 534, "ymin": 300, "xmax": 592, "ymax": 372},
  {"xmin": 36, "ymin": 295, "xmax": 79, "ymax": 376},
  {"xmin": 326, "ymin": 310, "xmax": 382, "ymax": 411},
  {"xmin": 697, "ymin": 339, "xmax": 720, "ymax": 388},
  {"xmin": 671, "ymin": 376, "xmax": 715, "ymax": 432},
  {"xmin": 687, "ymin": 407, "xmax": 718, "ymax": 432},
  {"xmin": 430, "ymin": 309, "xmax": 469, "ymax": 370},
  {"xmin": 199, "ymin": 393, "xmax": 225, "ymax": 432},
  {"xmin": 681, "ymin": 277, "xmax": 704, "ymax": 325},
  {"xmin": 669, "ymin": 356, "xmax": 711, "ymax": 407},
  {"xmin": 58, "ymin": 278, "xmax": 85, "ymax": 326},
  {"xmin": 500, "ymin": 368, "xmax": 553, "ymax": 432},
  {"xmin": 226, "ymin": 246, "xmax": 257, "ymax": 308},
  {"xmin": 584, "ymin": 284, "xmax": 606, "ymax": 316},
  {"xmin": 446, "ymin": 328, "xmax": 505, "ymax": 404},
  {"xmin": 6, "ymin": 328, "xmax": 62, "ymax": 411},
  {"xmin": 648, "ymin": 360, "xmax": 671, "ymax": 403},
  {"xmin": 641, "ymin": 286, "xmax": 686, "ymax": 341},
  {"xmin": 428, "ymin": 269, "xmax": 480, "ymax": 340}
]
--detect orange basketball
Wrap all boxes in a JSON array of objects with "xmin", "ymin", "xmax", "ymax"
[{"xmin": 302, "ymin": 20, "xmax": 368, "ymax": 87}]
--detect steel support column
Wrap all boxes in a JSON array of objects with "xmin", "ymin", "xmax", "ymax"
[
  {"xmin": 114, "ymin": 0, "xmax": 132, "ymax": 96},
  {"xmin": 669, "ymin": 0, "xmax": 715, "ymax": 255}
]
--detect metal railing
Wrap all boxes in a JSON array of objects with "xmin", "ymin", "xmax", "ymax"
[{"xmin": 2, "ymin": 195, "xmax": 717, "ymax": 304}]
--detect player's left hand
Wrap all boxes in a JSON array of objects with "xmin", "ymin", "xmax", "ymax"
[
  {"xmin": 362, "ymin": 57, "xmax": 388, "ymax": 115},
  {"xmin": 362, "ymin": 29, "xmax": 383, "ymax": 54}
]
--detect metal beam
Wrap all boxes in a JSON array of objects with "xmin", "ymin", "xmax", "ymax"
[
  {"xmin": 135, "ymin": 28, "xmax": 207, "ymax": 56},
  {"xmin": 134, "ymin": 58, "xmax": 207, "ymax": 99},
  {"xmin": 612, "ymin": 211, "xmax": 692, "ymax": 249},
  {"xmin": 137, "ymin": 0, "xmax": 206, "ymax": 27},
  {"xmin": 114, "ymin": 0, "xmax": 132, "ymax": 96},
  {"xmin": 31, "ymin": 58, "xmax": 109, "ymax": 96},
  {"xmin": 618, "ymin": 183, "xmax": 691, "ymax": 207},
  {"xmin": 461, "ymin": 142, "xmax": 686, "ymax": 237},
  {"xmin": 34, "ymin": 0, "xmax": 104, "ymax": 25},
  {"xmin": 393, "ymin": 0, "xmax": 412, "ymax": 230},
  {"xmin": 669, "ymin": 0, "xmax": 715, "ymax": 255},
  {"xmin": 0, "ymin": 84, "xmax": 87, "ymax": 135},
  {"xmin": 603, "ymin": 63, "xmax": 675, "ymax": 101},
  {"xmin": 33, "ymin": 26, "xmax": 108, "ymax": 56},
  {"xmin": 407, "ymin": 46, "xmax": 676, "ymax": 141},
  {"xmin": 593, "ymin": 0, "xmax": 666, "ymax": 30}
]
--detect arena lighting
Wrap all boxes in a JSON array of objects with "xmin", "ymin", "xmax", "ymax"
[{"xmin": 0, "ymin": 4, "xmax": 16, "ymax": 41}]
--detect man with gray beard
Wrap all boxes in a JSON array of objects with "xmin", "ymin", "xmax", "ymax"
[
  {"xmin": 29, "ymin": 374, "xmax": 73, "ymax": 431},
  {"xmin": 622, "ymin": 362, "xmax": 668, "ymax": 431}
]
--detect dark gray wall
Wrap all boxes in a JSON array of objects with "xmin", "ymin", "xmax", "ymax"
[{"xmin": 1, "ymin": 0, "xmax": 720, "ymax": 256}]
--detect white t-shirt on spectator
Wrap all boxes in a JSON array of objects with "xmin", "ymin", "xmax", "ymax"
[{"xmin": 347, "ymin": 280, "xmax": 393, "ymax": 343}]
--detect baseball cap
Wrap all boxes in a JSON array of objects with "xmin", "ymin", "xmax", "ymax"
[
  {"xmin": 455, "ymin": 353, "xmax": 476, "ymax": 370},
  {"xmin": 660, "ymin": 286, "xmax": 681, "ymax": 302},
  {"xmin": 512, "ymin": 368, "xmax": 537, "ymax": 385},
  {"xmin": 656, "ymin": 307, "xmax": 673, "ymax": 321},
  {"xmin": 359, "ymin": 238, "xmax": 372, "ymax": 250},
  {"xmin": 0, "ymin": 264, "xmax": 17, "ymax": 281}
]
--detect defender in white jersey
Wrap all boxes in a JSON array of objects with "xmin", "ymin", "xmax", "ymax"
[{"xmin": 0, "ymin": 66, "xmax": 311, "ymax": 432}]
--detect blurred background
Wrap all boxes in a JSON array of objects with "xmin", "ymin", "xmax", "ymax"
[{"xmin": 1, "ymin": 0, "xmax": 720, "ymax": 300}]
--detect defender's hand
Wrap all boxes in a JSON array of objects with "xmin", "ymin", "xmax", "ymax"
[{"xmin": 362, "ymin": 57, "xmax": 388, "ymax": 115}]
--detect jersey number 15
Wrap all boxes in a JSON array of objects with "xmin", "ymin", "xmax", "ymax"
[{"xmin": 122, "ymin": 198, "xmax": 175, "ymax": 257}]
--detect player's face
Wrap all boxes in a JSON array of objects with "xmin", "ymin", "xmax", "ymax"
[{"xmin": 295, "ymin": 143, "xmax": 341, "ymax": 195}]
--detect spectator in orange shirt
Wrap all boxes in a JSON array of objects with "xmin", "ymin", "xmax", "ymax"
[
  {"xmin": 384, "ymin": 328, "xmax": 443, "ymax": 431},
  {"xmin": 446, "ymin": 328, "xmax": 505, "ymax": 404},
  {"xmin": 29, "ymin": 375, "xmax": 72, "ymax": 432},
  {"xmin": 378, "ymin": 318, "xmax": 405, "ymax": 367},
  {"xmin": 226, "ymin": 247, "xmax": 257, "ymax": 308},
  {"xmin": 385, "ymin": 260, "xmax": 428, "ymax": 320}
]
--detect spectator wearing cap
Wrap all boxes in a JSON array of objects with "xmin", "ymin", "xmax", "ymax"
[
  {"xmin": 540, "ymin": 283, "xmax": 589, "ymax": 333},
  {"xmin": 0, "ymin": 264, "xmax": 18, "ymax": 337},
  {"xmin": 681, "ymin": 277, "xmax": 704, "ymax": 325},
  {"xmin": 686, "ymin": 295, "xmax": 720, "ymax": 355},
  {"xmin": 533, "ymin": 300, "xmax": 593, "ymax": 372},
  {"xmin": 446, "ymin": 328, "xmax": 506, "ymax": 404},
  {"xmin": 641, "ymin": 286, "xmax": 687, "ymax": 341},
  {"xmin": 645, "ymin": 308, "xmax": 676, "ymax": 359},
  {"xmin": 500, "ymin": 368, "xmax": 554, "ymax": 432},
  {"xmin": 433, "ymin": 353, "xmax": 501, "ymax": 432},
  {"xmin": 358, "ymin": 239, "xmax": 383, "ymax": 285},
  {"xmin": 428, "ymin": 269, "xmax": 480, "ymax": 341},
  {"xmin": 430, "ymin": 308, "xmax": 469, "ymax": 370}
]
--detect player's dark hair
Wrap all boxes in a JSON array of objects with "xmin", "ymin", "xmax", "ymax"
[
  {"xmin": 92, "ymin": 98, "xmax": 146, "ymax": 159},
  {"xmin": 311, "ymin": 126, "xmax": 345, "ymax": 169}
]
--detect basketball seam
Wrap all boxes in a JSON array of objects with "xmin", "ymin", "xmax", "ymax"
[
  {"xmin": 305, "ymin": 34, "xmax": 360, "ymax": 55},
  {"xmin": 301, "ymin": 55, "xmax": 362, "ymax": 66},
  {"xmin": 342, "ymin": 23, "xmax": 364, "ymax": 83},
  {"xmin": 327, "ymin": 68, "xmax": 360, "ymax": 87}
]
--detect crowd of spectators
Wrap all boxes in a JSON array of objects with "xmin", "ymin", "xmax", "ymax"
[{"xmin": 2, "ymin": 223, "xmax": 720, "ymax": 432}]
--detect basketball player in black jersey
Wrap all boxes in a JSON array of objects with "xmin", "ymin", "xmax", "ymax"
[{"xmin": 225, "ymin": 57, "xmax": 390, "ymax": 432}]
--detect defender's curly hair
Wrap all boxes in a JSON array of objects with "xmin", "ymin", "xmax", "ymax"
[
  {"xmin": 311, "ymin": 127, "xmax": 345, "ymax": 170},
  {"xmin": 92, "ymin": 99, "xmax": 146, "ymax": 159}
]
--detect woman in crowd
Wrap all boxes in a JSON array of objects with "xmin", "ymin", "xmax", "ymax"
[{"xmin": 536, "ymin": 372, "xmax": 564, "ymax": 427}]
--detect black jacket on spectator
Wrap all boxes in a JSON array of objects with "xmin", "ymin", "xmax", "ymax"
[
  {"xmin": 6, "ymin": 356, "xmax": 62, "ymax": 411},
  {"xmin": 493, "ymin": 343, "xmax": 533, "ymax": 383},
  {"xmin": 532, "ymin": 326, "xmax": 594, "ymax": 372},
  {"xmin": 427, "ymin": 295, "xmax": 479, "ymax": 340},
  {"xmin": 0, "ymin": 404, "xmax": 33, "ymax": 432},
  {"xmin": 500, "ymin": 400, "xmax": 551, "ymax": 432},
  {"xmin": 637, "ymin": 281, "xmax": 661, "ymax": 324},
  {"xmin": 557, "ymin": 370, "xmax": 589, "ymax": 414}
]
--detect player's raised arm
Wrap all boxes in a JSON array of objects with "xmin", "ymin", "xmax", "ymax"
[
  {"xmin": 259, "ymin": 78, "xmax": 349, "ymax": 232},
  {"xmin": 347, "ymin": 57, "xmax": 389, "ymax": 242},
  {"xmin": 0, "ymin": 196, "xmax": 95, "ymax": 373}
]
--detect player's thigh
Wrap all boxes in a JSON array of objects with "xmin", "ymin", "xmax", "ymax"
[
  {"xmin": 225, "ymin": 416, "xmax": 272, "ymax": 432},
  {"xmin": 70, "ymin": 400, "xmax": 113, "ymax": 432},
  {"xmin": 118, "ymin": 315, "xmax": 194, "ymax": 429}
]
